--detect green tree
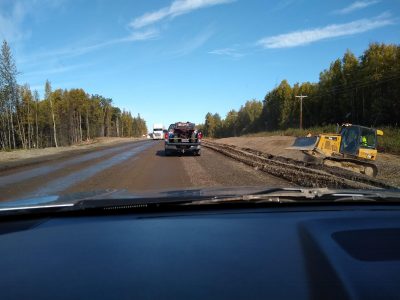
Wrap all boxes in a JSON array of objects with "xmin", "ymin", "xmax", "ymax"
[
  {"xmin": 222, "ymin": 110, "xmax": 238, "ymax": 137},
  {"xmin": 360, "ymin": 43, "xmax": 400, "ymax": 125},
  {"xmin": 0, "ymin": 40, "xmax": 18, "ymax": 149},
  {"xmin": 33, "ymin": 90, "xmax": 40, "ymax": 148},
  {"xmin": 203, "ymin": 112, "xmax": 216, "ymax": 137},
  {"xmin": 341, "ymin": 50, "xmax": 359, "ymax": 123},
  {"xmin": 45, "ymin": 80, "xmax": 58, "ymax": 147},
  {"xmin": 261, "ymin": 80, "xmax": 291, "ymax": 130},
  {"xmin": 237, "ymin": 100, "xmax": 263, "ymax": 133},
  {"xmin": 132, "ymin": 114, "xmax": 147, "ymax": 137}
]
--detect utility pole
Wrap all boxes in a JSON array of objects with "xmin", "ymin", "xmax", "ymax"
[{"xmin": 295, "ymin": 94, "xmax": 308, "ymax": 129}]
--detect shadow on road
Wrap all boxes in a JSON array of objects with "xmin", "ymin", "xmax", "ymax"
[
  {"xmin": 155, "ymin": 150, "xmax": 197, "ymax": 157},
  {"xmin": 156, "ymin": 150, "xmax": 167, "ymax": 157}
]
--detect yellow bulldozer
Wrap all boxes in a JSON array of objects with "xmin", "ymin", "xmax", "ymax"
[{"xmin": 287, "ymin": 124, "xmax": 383, "ymax": 177}]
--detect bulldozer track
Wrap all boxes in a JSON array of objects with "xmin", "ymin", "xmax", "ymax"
[{"xmin": 203, "ymin": 141, "xmax": 395, "ymax": 190}]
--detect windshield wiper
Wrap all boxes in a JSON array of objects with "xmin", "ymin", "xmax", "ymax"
[
  {"xmin": 1, "ymin": 188, "xmax": 399, "ymax": 216},
  {"xmin": 182, "ymin": 188, "xmax": 400, "ymax": 205}
]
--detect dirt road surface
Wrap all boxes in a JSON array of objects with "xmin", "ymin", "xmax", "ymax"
[{"xmin": 0, "ymin": 140, "xmax": 292, "ymax": 202}]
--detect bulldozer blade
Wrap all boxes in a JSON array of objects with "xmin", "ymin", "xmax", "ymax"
[{"xmin": 286, "ymin": 136, "xmax": 319, "ymax": 151}]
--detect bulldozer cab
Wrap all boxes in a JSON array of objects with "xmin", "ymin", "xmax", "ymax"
[{"xmin": 339, "ymin": 125, "xmax": 377, "ymax": 156}]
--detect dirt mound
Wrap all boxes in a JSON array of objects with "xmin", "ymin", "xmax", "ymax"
[
  {"xmin": 203, "ymin": 141, "xmax": 392, "ymax": 189},
  {"xmin": 212, "ymin": 136, "xmax": 400, "ymax": 187},
  {"xmin": 215, "ymin": 136, "xmax": 306, "ymax": 161}
]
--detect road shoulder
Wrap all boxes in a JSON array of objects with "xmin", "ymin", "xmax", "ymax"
[
  {"xmin": 0, "ymin": 138, "xmax": 147, "ymax": 172},
  {"xmin": 211, "ymin": 136, "xmax": 400, "ymax": 187}
]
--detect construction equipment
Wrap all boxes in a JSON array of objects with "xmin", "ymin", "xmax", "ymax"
[{"xmin": 287, "ymin": 124, "xmax": 384, "ymax": 177}]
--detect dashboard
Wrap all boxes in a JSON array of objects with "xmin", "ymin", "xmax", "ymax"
[{"xmin": 1, "ymin": 204, "xmax": 400, "ymax": 299}]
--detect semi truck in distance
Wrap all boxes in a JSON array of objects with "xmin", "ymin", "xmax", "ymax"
[{"xmin": 153, "ymin": 123, "xmax": 164, "ymax": 140}]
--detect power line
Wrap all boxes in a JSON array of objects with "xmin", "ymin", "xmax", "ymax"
[
  {"xmin": 312, "ymin": 73, "xmax": 400, "ymax": 99},
  {"xmin": 316, "ymin": 68, "xmax": 400, "ymax": 93}
]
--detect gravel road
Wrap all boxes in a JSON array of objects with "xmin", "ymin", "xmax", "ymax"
[{"xmin": 0, "ymin": 140, "xmax": 292, "ymax": 202}]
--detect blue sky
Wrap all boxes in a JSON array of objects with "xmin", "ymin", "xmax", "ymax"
[{"xmin": 1, "ymin": 0, "xmax": 399, "ymax": 130}]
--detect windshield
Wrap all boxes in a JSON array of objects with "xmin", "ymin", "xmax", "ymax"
[
  {"xmin": 360, "ymin": 128, "xmax": 377, "ymax": 149},
  {"xmin": 0, "ymin": 0, "xmax": 399, "ymax": 207}
]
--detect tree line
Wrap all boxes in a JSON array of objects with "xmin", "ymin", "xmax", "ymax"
[
  {"xmin": 0, "ymin": 40, "xmax": 147, "ymax": 150},
  {"xmin": 202, "ymin": 42, "xmax": 400, "ymax": 138}
]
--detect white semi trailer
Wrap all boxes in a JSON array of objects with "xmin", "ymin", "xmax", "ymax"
[{"xmin": 153, "ymin": 123, "xmax": 164, "ymax": 140}]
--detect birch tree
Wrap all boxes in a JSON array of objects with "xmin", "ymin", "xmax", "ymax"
[
  {"xmin": 0, "ymin": 40, "xmax": 18, "ymax": 149},
  {"xmin": 45, "ymin": 80, "xmax": 58, "ymax": 147}
]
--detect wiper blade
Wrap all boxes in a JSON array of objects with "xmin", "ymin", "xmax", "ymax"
[
  {"xmin": 182, "ymin": 188, "xmax": 400, "ymax": 205},
  {"xmin": 75, "ymin": 188, "xmax": 400, "ymax": 208},
  {"xmin": 2, "ymin": 188, "xmax": 399, "ymax": 216}
]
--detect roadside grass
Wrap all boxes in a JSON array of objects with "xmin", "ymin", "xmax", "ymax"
[{"xmin": 245, "ymin": 126, "xmax": 400, "ymax": 155}]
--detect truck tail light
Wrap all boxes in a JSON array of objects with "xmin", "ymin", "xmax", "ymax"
[
  {"xmin": 164, "ymin": 132, "xmax": 169, "ymax": 140},
  {"xmin": 197, "ymin": 132, "xmax": 203, "ymax": 140}
]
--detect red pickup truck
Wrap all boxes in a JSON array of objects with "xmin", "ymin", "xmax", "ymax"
[{"xmin": 164, "ymin": 122, "xmax": 202, "ymax": 156}]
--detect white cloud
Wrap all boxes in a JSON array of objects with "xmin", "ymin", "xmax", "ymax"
[
  {"xmin": 130, "ymin": 0, "xmax": 233, "ymax": 29},
  {"xmin": 19, "ymin": 28, "xmax": 159, "ymax": 64},
  {"xmin": 170, "ymin": 28, "xmax": 214, "ymax": 57},
  {"xmin": 62, "ymin": 28, "xmax": 159, "ymax": 57},
  {"xmin": 120, "ymin": 29, "xmax": 160, "ymax": 42},
  {"xmin": 270, "ymin": 0, "xmax": 296, "ymax": 13},
  {"xmin": 334, "ymin": 1, "xmax": 380, "ymax": 15},
  {"xmin": 208, "ymin": 47, "xmax": 244, "ymax": 58},
  {"xmin": 21, "ymin": 63, "xmax": 90, "ymax": 78},
  {"xmin": 257, "ymin": 13, "xmax": 394, "ymax": 49},
  {"xmin": 0, "ymin": 0, "xmax": 66, "ymax": 43},
  {"xmin": 1, "ymin": 0, "xmax": 157, "ymax": 64},
  {"xmin": 0, "ymin": 1, "xmax": 29, "ymax": 42}
]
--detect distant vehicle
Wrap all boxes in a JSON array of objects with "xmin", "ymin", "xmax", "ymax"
[
  {"xmin": 153, "ymin": 123, "xmax": 164, "ymax": 140},
  {"xmin": 165, "ymin": 122, "xmax": 202, "ymax": 156}
]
